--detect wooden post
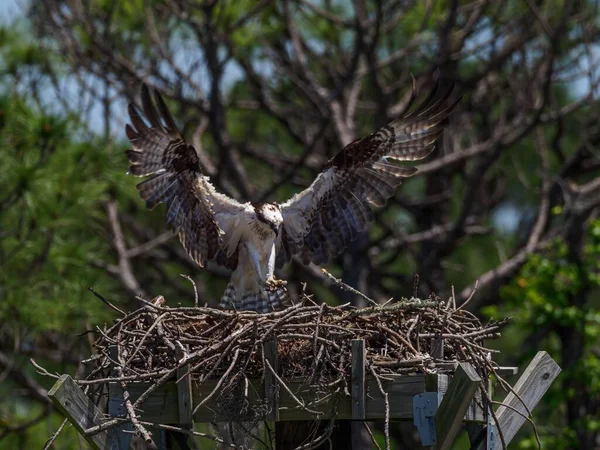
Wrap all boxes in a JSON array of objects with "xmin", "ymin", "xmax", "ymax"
[
  {"xmin": 351, "ymin": 339, "xmax": 366, "ymax": 420},
  {"xmin": 165, "ymin": 364, "xmax": 194, "ymax": 450},
  {"xmin": 48, "ymin": 374, "xmax": 132, "ymax": 450},
  {"xmin": 351, "ymin": 339, "xmax": 367, "ymax": 450},
  {"xmin": 431, "ymin": 337, "xmax": 444, "ymax": 359},
  {"xmin": 433, "ymin": 362, "xmax": 481, "ymax": 450},
  {"xmin": 177, "ymin": 365, "xmax": 193, "ymax": 428},
  {"xmin": 263, "ymin": 341, "xmax": 279, "ymax": 422}
]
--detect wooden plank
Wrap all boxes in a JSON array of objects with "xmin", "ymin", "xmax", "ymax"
[
  {"xmin": 263, "ymin": 341, "xmax": 279, "ymax": 422},
  {"xmin": 365, "ymin": 375, "xmax": 429, "ymax": 420},
  {"xmin": 107, "ymin": 372, "xmax": 487, "ymax": 423},
  {"xmin": 431, "ymin": 338, "xmax": 444, "ymax": 359},
  {"xmin": 433, "ymin": 362, "xmax": 481, "ymax": 450},
  {"xmin": 168, "ymin": 365, "xmax": 194, "ymax": 450},
  {"xmin": 49, "ymin": 375, "xmax": 130, "ymax": 450},
  {"xmin": 427, "ymin": 370, "xmax": 485, "ymax": 423},
  {"xmin": 351, "ymin": 339, "xmax": 366, "ymax": 420},
  {"xmin": 491, "ymin": 351, "xmax": 561, "ymax": 449},
  {"xmin": 425, "ymin": 373, "xmax": 447, "ymax": 398},
  {"xmin": 176, "ymin": 365, "xmax": 193, "ymax": 429},
  {"xmin": 109, "ymin": 375, "xmax": 423, "ymax": 422},
  {"xmin": 465, "ymin": 381, "xmax": 485, "ymax": 422},
  {"xmin": 433, "ymin": 361, "xmax": 458, "ymax": 372}
]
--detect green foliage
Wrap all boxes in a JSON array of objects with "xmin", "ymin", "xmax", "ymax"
[
  {"xmin": 0, "ymin": 90, "xmax": 125, "ymax": 447},
  {"xmin": 0, "ymin": 93, "xmax": 117, "ymax": 332},
  {"xmin": 1, "ymin": 0, "xmax": 598, "ymax": 447},
  {"xmin": 497, "ymin": 222, "xmax": 600, "ymax": 330},
  {"xmin": 0, "ymin": 26, "xmax": 48, "ymax": 77},
  {"xmin": 0, "ymin": 399, "xmax": 83, "ymax": 450},
  {"xmin": 484, "ymin": 219, "xmax": 600, "ymax": 449}
]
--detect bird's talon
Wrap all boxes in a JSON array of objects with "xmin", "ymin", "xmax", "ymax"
[{"xmin": 266, "ymin": 279, "xmax": 287, "ymax": 290}]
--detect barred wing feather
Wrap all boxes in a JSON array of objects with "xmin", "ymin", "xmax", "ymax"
[
  {"xmin": 277, "ymin": 81, "xmax": 459, "ymax": 267},
  {"xmin": 125, "ymin": 85, "xmax": 245, "ymax": 268}
]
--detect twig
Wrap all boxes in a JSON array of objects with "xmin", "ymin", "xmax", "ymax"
[
  {"xmin": 489, "ymin": 400, "xmax": 541, "ymax": 449},
  {"xmin": 116, "ymin": 325, "xmax": 154, "ymax": 443},
  {"xmin": 321, "ymin": 268, "xmax": 379, "ymax": 306},
  {"xmin": 88, "ymin": 286, "xmax": 126, "ymax": 316},
  {"xmin": 264, "ymin": 359, "xmax": 322, "ymax": 415},
  {"xmin": 90, "ymin": 418, "xmax": 245, "ymax": 448},
  {"xmin": 370, "ymin": 366, "xmax": 390, "ymax": 450},
  {"xmin": 192, "ymin": 349, "xmax": 241, "ymax": 414},
  {"xmin": 457, "ymin": 279, "xmax": 479, "ymax": 310},
  {"xmin": 291, "ymin": 419, "xmax": 336, "ymax": 450},
  {"xmin": 180, "ymin": 274, "xmax": 199, "ymax": 307},
  {"xmin": 29, "ymin": 358, "xmax": 60, "ymax": 380},
  {"xmin": 363, "ymin": 422, "xmax": 383, "ymax": 450},
  {"xmin": 37, "ymin": 292, "xmax": 512, "ymax": 446},
  {"xmin": 124, "ymin": 312, "xmax": 169, "ymax": 366},
  {"xmin": 119, "ymin": 377, "xmax": 153, "ymax": 443},
  {"xmin": 42, "ymin": 417, "xmax": 68, "ymax": 450}
]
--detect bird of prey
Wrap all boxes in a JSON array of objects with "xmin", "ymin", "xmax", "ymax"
[{"xmin": 125, "ymin": 80, "xmax": 458, "ymax": 313}]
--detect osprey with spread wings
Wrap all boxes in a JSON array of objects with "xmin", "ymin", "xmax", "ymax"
[{"xmin": 125, "ymin": 80, "xmax": 458, "ymax": 313}]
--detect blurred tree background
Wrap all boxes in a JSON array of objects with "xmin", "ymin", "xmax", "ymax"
[{"xmin": 1, "ymin": 0, "xmax": 599, "ymax": 448}]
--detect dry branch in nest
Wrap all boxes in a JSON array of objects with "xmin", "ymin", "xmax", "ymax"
[
  {"xmin": 46, "ymin": 288, "xmax": 513, "ymax": 449},
  {"xmin": 84, "ymin": 293, "xmax": 507, "ymax": 382},
  {"xmin": 31, "ymin": 273, "xmax": 522, "ymax": 450}
]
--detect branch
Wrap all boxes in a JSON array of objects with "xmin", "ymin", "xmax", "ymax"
[
  {"xmin": 106, "ymin": 201, "xmax": 148, "ymax": 299},
  {"xmin": 0, "ymin": 351, "xmax": 51, "ymax": 406}
]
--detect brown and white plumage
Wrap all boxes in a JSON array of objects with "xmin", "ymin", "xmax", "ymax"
[
  {"xmin": 125, "ymin": 80, "xmax": 458, "ymax": 313},
  {"xmin": 276, "ymin": 80, "xmax": 459, "ymax": 267},
  {"xmin": 126, "ymin": 87, "xmax": 245, "ymax": 269}
]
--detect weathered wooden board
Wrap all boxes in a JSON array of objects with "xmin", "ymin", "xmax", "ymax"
[
  {"xmin": 351, "ymin": 339, "xmax": 366, "ymax": 420},
  {"xmin": 434, "ymin": 362, "xmax": 481, "ymax": 450},
  {"xmin": 491, "ymin": 351, "xmax": 560, "ymax": 449},
  {"xmin": 49, "ymin": 375, "xmax": 132, "ymax": 450},
  {"xmin": 263, "ymin": 341, "xmax": 279, "ymax": 422},
  {"xmin": 108, "ymin": 373, "xmax": 486, "ymax": 423},
  {"xmin": 176, "ymin": 365, "xmax": 193, "ymax": 428}
]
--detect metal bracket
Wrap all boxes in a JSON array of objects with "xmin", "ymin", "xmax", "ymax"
[{"xmin": 413, "ymin": 392, "xmax": 440, "ymax": 446}]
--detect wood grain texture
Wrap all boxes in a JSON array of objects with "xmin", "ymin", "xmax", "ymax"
[
  {"xmin": 107, "ymin": 372, "xmax": 486, "ymax": 423},
  {"xmin": 433, "ymin": 362, "xmax": 481, "ymax": 450},
  {"xmin": 431, "ymin": 338, "xmax": 444, "ymax": 359},
  {"xmin": 351, "ymin": 339, "xmax": 366, "ymax": 420},
  {"xmin": 492, "ymin": 351, "xmax": 561, "ymax": 449},
  {"xmin": 176, "ymin": 365, "xmax": 193, "ymax": 429},
  {"xmin": 263, "ymin": 341, "xmax": 279, "ymax": 422},
  {"xmin": 49, "ymin": 375, "xmax": 131, "ymax": 450}
]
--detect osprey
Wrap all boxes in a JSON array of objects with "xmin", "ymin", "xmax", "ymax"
[{"xmin": 125, "ymin": 80, "xmax": 458, "ymax": 313}]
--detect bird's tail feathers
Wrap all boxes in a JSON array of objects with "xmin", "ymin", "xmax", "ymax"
[
  {"xmin": 219, "ymin": 280, "xmax": 289, "ymax": 314},
  {"xmin": 220, "ymin": 282, "xmax": 236, "ymax": 310}
]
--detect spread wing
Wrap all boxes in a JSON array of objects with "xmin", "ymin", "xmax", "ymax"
[
  {"xmin": 125, "ymin": 85, "xmax": 246, "ymax": 269},
  {"xmin": 277, "ymin": 80, "xmax": 459, "ymax": 266}
]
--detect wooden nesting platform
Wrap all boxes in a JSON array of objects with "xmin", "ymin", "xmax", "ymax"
[{"xmin": 48, "ymin": 339, "xmax": 560, "ymax": 450}]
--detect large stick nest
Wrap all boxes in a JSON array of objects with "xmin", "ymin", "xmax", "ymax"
[
  {"xmin": 42, "ymin": 288, "xmax": 514, "ymax": 449},
  {"xmin": 81, "ymin": 291, "xmax": 508, "ymax": 387}
]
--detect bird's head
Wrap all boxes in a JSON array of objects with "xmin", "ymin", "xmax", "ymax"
[{"xmin": 253, "ymin": 202, "xmax": 283, "ymax": 234}]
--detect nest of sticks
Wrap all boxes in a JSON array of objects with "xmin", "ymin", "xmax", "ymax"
[
  {"xmin": 45, "ymin": 280, "xmax": 513, "ymax": 449},
  {"xmin": 86, "ymin": 292, "xmax": 508, "ymax": 382}
]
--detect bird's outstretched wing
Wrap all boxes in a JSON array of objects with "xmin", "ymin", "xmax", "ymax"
[
  {"xmin": 126, "ymin": 85, "xmax": 246, "ymax": 268},
  {"xmin": 277, "ymin": 80, "xmax": 459, "ymax": 266}
]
